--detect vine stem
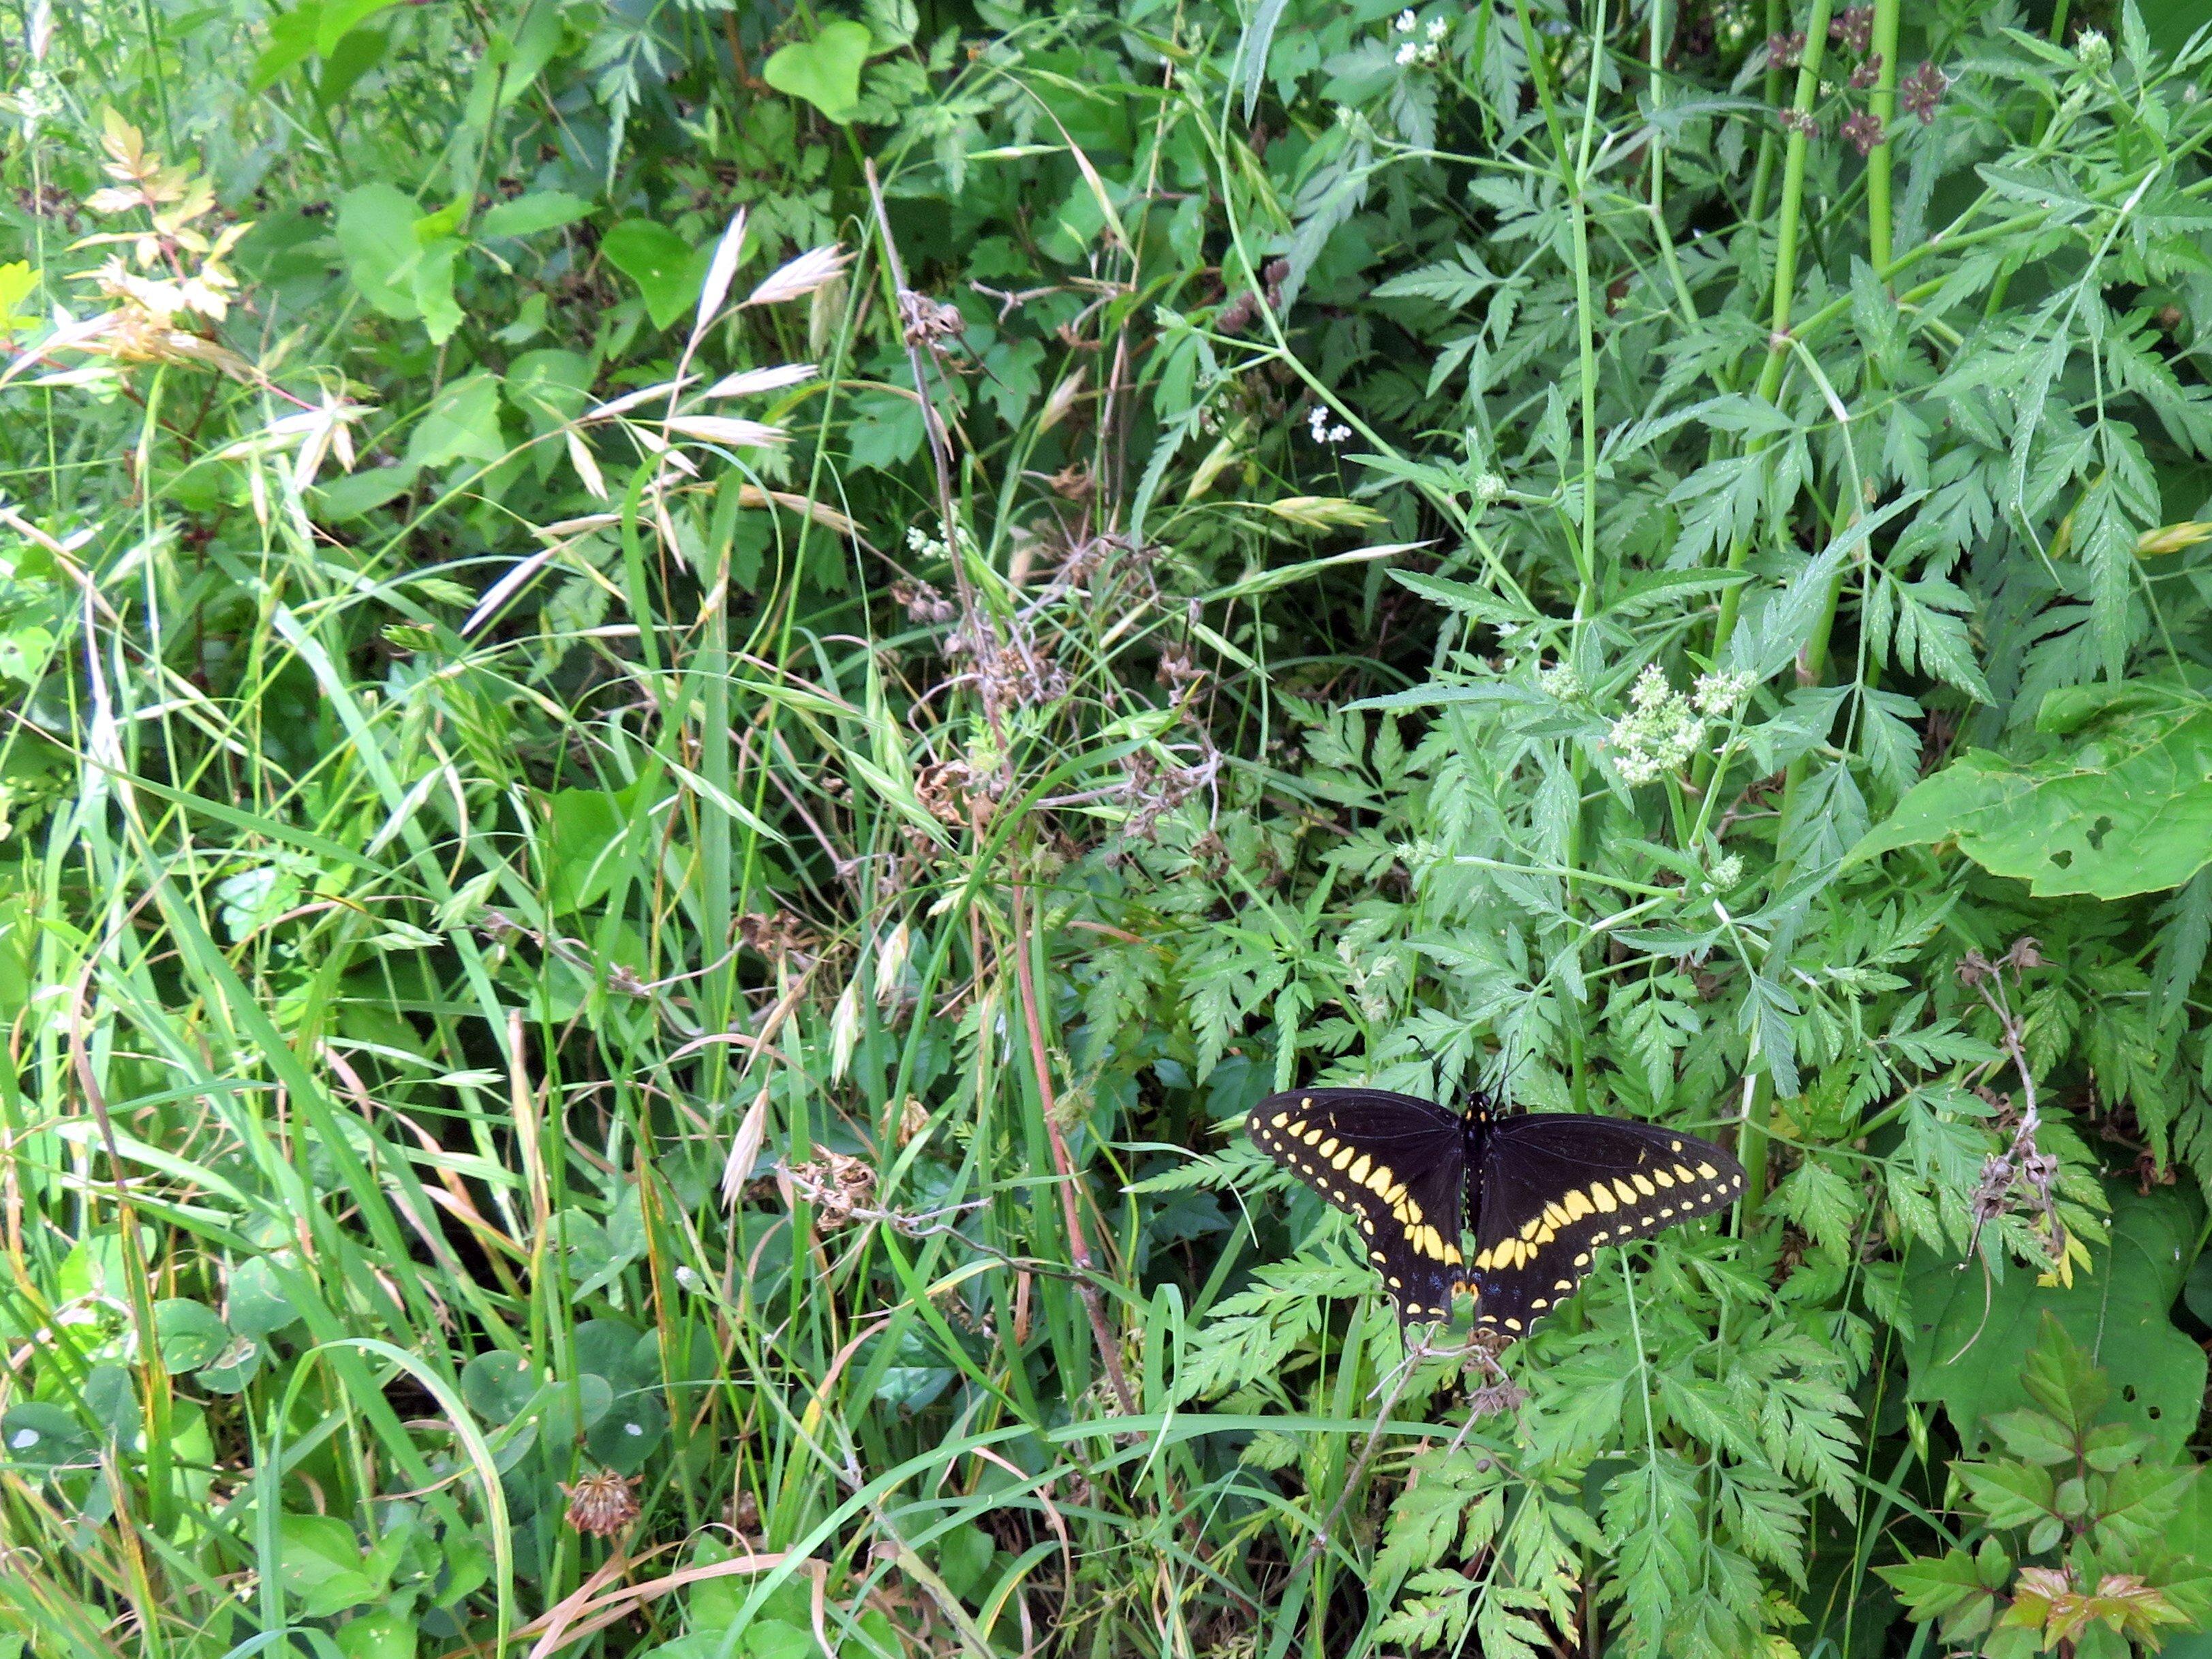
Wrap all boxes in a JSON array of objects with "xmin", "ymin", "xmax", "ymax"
[{"xmin": 1011, "ymin": 880, "xmax": 1138, "ymax": 1416}]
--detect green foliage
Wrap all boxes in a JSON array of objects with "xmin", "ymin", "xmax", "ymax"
[
  {"xmin": 1879, "ymin": 1314, "xmax": 2212, "ymax": 1657},
  {"xmin": 1905, "ymin": 1185, "xmax": 2207, "ymax": 1456},
  {"xmin": 1854, "ymin": 677, "xmax": 2212, "ymax": 899},
  {"xmin": 9, "ymin": 1, "xmax": 2212, "ymax": 1658}
]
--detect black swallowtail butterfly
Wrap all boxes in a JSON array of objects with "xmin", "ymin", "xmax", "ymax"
[{"xmin": 1247, "ymin": 1087, "xmax": 1745, "ymax": 1337}]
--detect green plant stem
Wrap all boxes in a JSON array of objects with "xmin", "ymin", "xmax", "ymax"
[
  {"xmin": 1746, "ymin": 0, "xmax": 1788, "ymax": 226},
  {"xmin": 1513, "ymin": 0, "xmax": 1608, "ymax": 1106},
  {"xmin": 1509, "ymin": 5, "xmax": 1603, "ymax": 604},
  {"xmin": 1706, "ymin": 0, "xmax": 1834, "ymax": 670},
  {"xmin": 1867, "ymin": 0, "xmax": 1902, "ymax": 270}
]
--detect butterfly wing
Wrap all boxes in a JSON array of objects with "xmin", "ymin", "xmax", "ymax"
[
  {"xmin": 1247, "ymin": 1087, "xmax": 1468, "ymax": 1324},
  {"xmin": 1469, "ymin": 1115, "xmax": 1744, "ymax": 1339}
]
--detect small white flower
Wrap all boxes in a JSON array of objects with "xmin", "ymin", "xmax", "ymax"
[
  {"xmin": 1396, "ymin": 40, "xmax": 1419, "ymax": 64},
  {"xmin": 1538, "ymin": 660, "xmax": 1583, "ymax": 702},
  {"xmin": 1606, "ymin": 668, "xmax": 1709, "ymax": 786},
  {"xmin": 1396, "ymin": 9, "xmax": 1417, "ymax": 31},
  {"xmin": 1307, "ymin": 405, "xmax": 1353, "ymax": 444},
  {"xmin": 1426, "ymin": 16, "xmax": 1447, "ymax": 39},
  {"xmin": 1691, "ymin": 669, "xmax": 1757, "ymax": 718}
]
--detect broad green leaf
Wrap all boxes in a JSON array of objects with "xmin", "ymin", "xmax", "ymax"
[
  {"xmin": 314, "ymin": 465, "xmax": 418, "ymax": 521},
  {"xmin": 762, "ymin": 20, "xmax": 873, "ymax": 123},
  {"xmin": 600, "ymin": 220, "xmax": 704, "ymax": 330},
  {"xmin": 251, "ymin": 4, "xmax": 324, "ymax": 91},
  {"xmin": 506, "ymin": 348, "xmax": 593, "ymax": 481},
  {"xmin": 539, "ymin": 784, "xmax": 646, "ymax": 914},
  {"xmin": 933, "ymin": 1521, "xmax": 994, "ymax": 1601},
  {"xmin": 0, "ymin": 260, "xmax": 35, "ymax": 332},
  {"xmin": 1849, "ymin": 678, "xmax": 2212, "ymax": 899},
  {"xmin": 405, "ymin": 373, "xmax": 507, "ymax": 471},
  {"xmin": 317, "ymin": 0, "xmax": 400, "ymax": 54},
  {"xmin": 224, "ymin": 1255, "xmax": 303, "ymax": 1339},
  {"xmin": 1956, "ymin": 1459, "xmax": 2056, "ymax": 1529},
  {"xmin": 1875, "ymin": 1548, "xmax": 1995, "ymax": 1623},
  {"xmin": 149, "ymin": 1299, "xmax": 229, "ymax": 1374},
  {"xmin": 316, "ymin": 26, "xmax": 388, "ymax": 108},
  {"xmin": 481, "ymin": 191, "xmax": 593, "ymax": 239},
  {"xmin": 276, "ymin": 1513, "xmax": 382, "ymax": 1619},
  {"xmin": 459, "ymin": 1351, "xmax": 534, "ymax": 1423},
  {"xmin": 333, "ymin": 183, "xmax": 422, "ymax": 320},
  {"xmin": 334, "ymin": 1609, "xmax": 416, "ymax": 1659},
  {"xmin": 1, "ymin": 1402, "xmax": 95, "ymax": 1470},
  {"xmin": 1901, "ymin": 1187, "xmax": 2205, "ymax": 1455},
  {"xmin": 411, "ymin": 238, "xmax": 462, "ymax": 344}
]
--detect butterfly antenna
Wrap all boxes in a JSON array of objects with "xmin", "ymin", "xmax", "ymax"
[{"xmin": 1484, "ymin": 1042, "xmax": 1538, "ymax": 1111}]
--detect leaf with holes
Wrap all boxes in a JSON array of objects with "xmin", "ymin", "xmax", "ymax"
[
  {"xmin": 1901, "ymin": 1185, "xmax": 2205, "ymax": 1455},
  {"xmin": 1849, "ymin": 677, "xmax": 2212, "ymax": 899}
]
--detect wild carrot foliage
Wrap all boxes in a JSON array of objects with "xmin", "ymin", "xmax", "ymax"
[{"xmin": 7, "ymin": 3, "xmax": 2212, "ymax": 1657}]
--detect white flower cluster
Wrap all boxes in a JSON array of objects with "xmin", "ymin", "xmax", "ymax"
[
  {"xmin": 1394, "ymin": 10, "xmax": 1445, "ymax": 65},
  {"xmin": 1710, "ymin": 853, "xmax": 1744, "ymax": 890},
  {"xmin": 1307, "ymin": 405, "xmax": 1351, "ymax": 445},
  {"xmin": 1537, "ymin": 659, "xmax": 1584, "ymax": 702},
  {"xmin": 906, "ymin": 523, "xmax": 979, "ymax": 562},
  {"xmin": 1690, "ymin": 668, "xmax": 1757, "ymax": 718},
  {"xmin": 1606, "ymin": 664, "xmax": 1706, "ymax": 786},
  {"xmin": 1473, "ymin": 471, "xmax": 1507, "ymax": 504}
]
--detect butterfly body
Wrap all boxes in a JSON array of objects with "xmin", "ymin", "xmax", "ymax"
[{"xmin": 1246, "ymin": 1086, "xmax": 1745, "ymax": 1338}]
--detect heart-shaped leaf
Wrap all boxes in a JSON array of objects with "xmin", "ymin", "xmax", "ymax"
[
  {"xmin": 762, "ymin": 20, "xmax": 872, "ymax": 123},
  {"xmin": 600, "ymin": 220, "xmax": 704, "ymax": 330}
]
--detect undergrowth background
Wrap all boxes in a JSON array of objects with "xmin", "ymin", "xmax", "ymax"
[{"xmin": 12, "ymin": 0, "xmax": 2212, "ymax": 1655}]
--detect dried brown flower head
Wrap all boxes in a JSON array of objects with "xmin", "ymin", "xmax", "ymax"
[
  {"xmin": 738, "ymin": 910, "xmax": 818, "ymax": 965},
  {"xmin": 915, "ymin": 757, "xmax": 985, "ymax": 827},
  {"xmin": 784, "ymin": 1152, "xmax": 877, "ymax": 1227},
  {"xmin": 562, "ymin": 1470, "xmax": 641, "ymax": 1538},
  {"xmin": 889, "ymin": 578, "xmax": 957, "ymax": 625},
  {"xmin": 899, "ymin": 289, "xmax": 966, "ymax": 347}
]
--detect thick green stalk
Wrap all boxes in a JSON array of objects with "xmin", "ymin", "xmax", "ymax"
[
  {"xmin": 1511, "ymin": 0, "xmax": 1607, "ymax": 1108},
  {"xmin": 1774, "ymin": 0, "xmax": 1898, "ymax": 868},
  {"xmin": 1866, "ymin": 0, "xmax": 1902, "ymax": 269},
  {"xmin": 1706, "ymin": 0, "xmax": 1833, "ymax": 1224},
  {"xmin": 1746, "ymin": 0, "xmax": 1789, "ymax": 226},
  {"xmin": 1706, "ymin": 0, "xmax": 1835, "ymax": 668}
]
